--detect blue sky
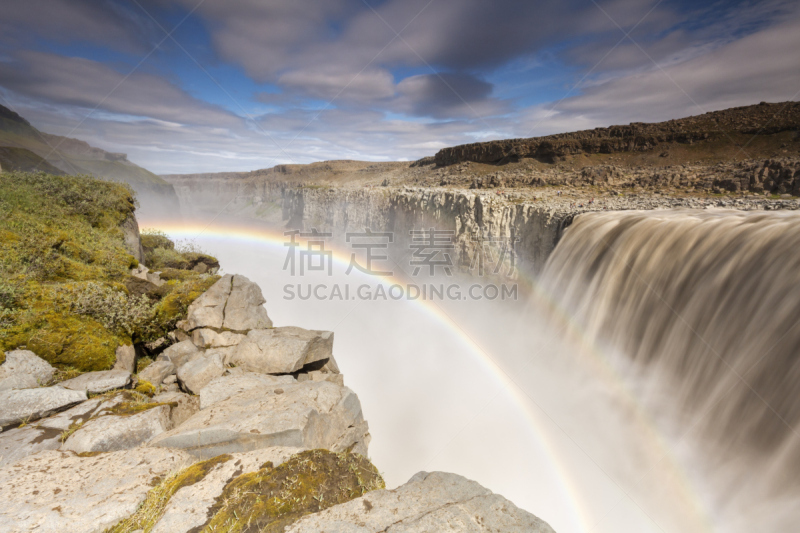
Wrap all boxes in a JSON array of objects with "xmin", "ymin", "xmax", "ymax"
[{"xmin": 0, "ymin": 0, "xmax": 798, "ymax": 174}]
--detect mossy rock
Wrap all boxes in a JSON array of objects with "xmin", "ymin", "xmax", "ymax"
[
  {"xmin": 107, "ymin": 454, "xmax": 232, "ymax": 533},
  {"xmin": 201, "ymin": 449, "xmax": 385, "ymax": 533}
]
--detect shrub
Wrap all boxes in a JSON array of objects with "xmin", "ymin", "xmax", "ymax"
[{"xmin": 66, "ymin": 282, "xmax": 154, "ymax": 338}]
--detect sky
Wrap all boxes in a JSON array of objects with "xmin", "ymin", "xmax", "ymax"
[{"xmin": 0, "ymin": 0, "xmax": 798, "ymax": 175}]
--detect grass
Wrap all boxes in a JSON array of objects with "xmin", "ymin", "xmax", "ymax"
[
  {"xmin": 200, "ymin": 449, "xmax": 385, "ymax": 533},
  {"xmin": 106, "ymin": 454, "xmax": 233, "ymax": 533},
  {"xmin": 0, "ymin": 171, "xmax": 219, "ymax": 373}
]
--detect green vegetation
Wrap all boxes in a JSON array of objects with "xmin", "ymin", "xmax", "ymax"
[
  {"xmin": 0, "ymin": 171, "xmax": 219, "ymax": 372},
  {"xmin": 201, "ymin": 449, "xmax": 385, "ymax": 533},
  {"xmin": 109, "ymin": 450, "xmax": 384, "ymax": 533},
  {"xmin": 107, "ymin": 454, "xmax": 233, "ymax": 533},
  {"xmin": 141, "ymin": 229, "xmax": 220, "ymax": 272}
]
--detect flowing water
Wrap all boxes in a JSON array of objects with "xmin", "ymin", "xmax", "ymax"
[
  {"xmin": 145, "ymin": 206, "xmax": 800, "ymax": 533},
  {"xmin": 541, "ymin": 208, "xmax": 800, "ymax": 532}
]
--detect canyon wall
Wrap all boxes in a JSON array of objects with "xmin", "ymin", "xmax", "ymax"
[{"xmin": 162, "ymin": 174, "xmax": 573, "ymax": 277}]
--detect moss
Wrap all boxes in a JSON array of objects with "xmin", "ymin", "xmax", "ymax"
[
  {"xmin": 150, "ymin": 275, "xmax": 219, "ymax": 336},
  {"xmin": 60, "ymin": 421, "xmax": 84, "ymax": 443},
  {"xmin": 0, "ymin": 171, "xmax": 222, "ymax": 384},
  {"xmin": 136, "ymin": 356, "xmax": 154, "ymax": 374},
  {"xmin": 134, "ymin": 379, "xmax": 156, "ymax": 397},
  {"xmin": 200, "ymin": 449, "xmax": 385, "ymax": 533},
  {"xmin": 106, "ymin": 454, "xmax": 232, "ymax": 533}
]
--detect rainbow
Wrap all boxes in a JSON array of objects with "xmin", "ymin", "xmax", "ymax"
[{"xmin": 141, "ymin": 217, "xmax": 713, "ymax": 533}]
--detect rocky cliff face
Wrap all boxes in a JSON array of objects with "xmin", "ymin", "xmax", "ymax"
[
  {"xmin": 434, "ymin": 101, "xmax": 800, "ymax": 165},
  {"xmin": 0, "ymin": 273, "xmax": 554, "ymax": 533}
]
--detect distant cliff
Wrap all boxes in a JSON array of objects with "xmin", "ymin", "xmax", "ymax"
[{"xmin": 435, "ymin": 101, "xmax": 800, "ymax": 166}]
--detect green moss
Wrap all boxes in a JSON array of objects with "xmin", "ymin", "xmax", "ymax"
[
  {"xmin": 0, "ymin": 171, "xmax": 222, "ymax": 381},
  {"xmin": 107, "ymin": 454, "xmax": 233, "ymax": 533},
  {"xmin": 134, "ymin": 379, "xmax": 156, "ymax": 397},
  {"xmin": 200, "ymin": 449, "xmax": 385, "ymax": 533},
  {"xmin": 150, "ymin": 275, "xmax": 219, "ymax": 336}
]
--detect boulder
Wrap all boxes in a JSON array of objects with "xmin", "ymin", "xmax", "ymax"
[
  {"xmin": 151, "ymin": 447, "xmax": 303, "ymax": 533},
  {"xmin": 0, "ymin": 395, "xmax": 124, "ymax": 468},
  {"xmin": 199, "ymin": 371, "xmax": 296, "ymax": 410},
  {"xmin": 222, "ymin": 275, "xmax": 273, "ymax": 331},
  {"xmin": 152, "ymin": 391, "xmax": 200, "ymax": 427},
  {"xmin": 287, "ymin": 471, "xmax": 555, "ymax": 533},
  {"xmin": 60, "ymin": 369, "xmax": 132, "ymax": 393},
  {"xmin": 0, "ymin": 373, "xmax": 38, "ymax": 391},
  {"xmin": 112, "ymin": 344, "xmax": 137, "ymax": 373},
  {"xmin": 177, "ymin": 352, "xmax": 225, "ymax": 394},
  {"xmin": 191, "ymin": 328, "xmax": 245, "ymax": 349},
  {"xmin": 138, "ymin": 359, "xmax": 175, "ymax": 386},
  {"xmin": 298, "ymin": 370, "xmax": 344, "ymax": 386},
  {"xmin": 184, "ymin": 274, "xmax": 232, "ymax": 330},
  {"xmin": 158, "ymin": 339, "xmax": 201, "ymax": 368},
  {"xmin": 0, "ymin": 448, "xmax": 192, "ymax": 533},
  {"xmin": 229, "ymin": 327, "xmax": 335, "ymax": 374},
  {"xmin": 61, "ymin": 404, "xmax": 172, "ymax": 453},
  {"xmin": 0, "ymin": 349, "xmax": 55, "ymax": 385},
  {"xmin": 149, "ymin": 381, "xmax": 368, "ymax": 459},
  {"xmin": 0, "ymin": 387, "xmax": 86, "ymax": 427}
]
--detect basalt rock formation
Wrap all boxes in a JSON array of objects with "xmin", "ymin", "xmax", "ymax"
[{"xmin": 434, "ymin": 101, "xmax": 800, "ymax": 166}]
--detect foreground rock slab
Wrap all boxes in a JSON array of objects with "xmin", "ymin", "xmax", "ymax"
[
  {"xmin": 60, "ymin": 369, "xmax": 132, "ymax": 393},
  {"xmin": 0, "ymin": 395, "xmax": 124, "ymax": 468},
  {"xmin": 0, "ymin": 448, "xmax": 192, "ymax": 533},
  {"xmin": 0, "ymin": 350, "xmax": 55, "ymax": 387},
  {"xmin": 287, "ymin": 471, "xmax": 555, "ymax": 533},
  {"xmin": 149, "ymin": 381, "xmax": 368, "ymax": 458},
  {"xmin": 158, "ymin": 339, "xmax": 201, "ymax": 368},
  {"xmin": 184, "ymin": 274, "xmax": 232, "ymax": 330},
  {"xmin": 199, "ymin": 371, "xmax": 296, "ymax": 410},
  {"xmin": 0, "ymin": 387, "xmax": 86, "ymax": 427},
  {"xmin": 176, "ymin": 351, "xmax": 224, "ymax": 394},
  {"xmin": 230, "ymin": 326, "xmax": 335, "ymax": 374},
  {"xmin": 222, "ymin": 274, "xmax": 273, "ymax": 331},
  {"xmin": 151, "ymin": 447, "xmax": 303, "ymax": 533},
  {"xmin": 61, "ymin": 404, "xmax": 172, "ymax": 454}
]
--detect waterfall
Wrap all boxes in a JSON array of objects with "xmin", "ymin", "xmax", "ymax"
[{"xmin": 542, "ymin": 208, "xmax": 800, "ymax": 529}]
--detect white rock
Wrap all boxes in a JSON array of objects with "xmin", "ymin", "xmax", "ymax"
[
  {"xmin": 199, "ymin": 371, "xmax": 296, "ymax": 410},
  {"xmin": 192, "ymin": 328, "xmax": 245, "ymax": 349},
  {"xmin": 177, "ymin": 352, "xmax": 225, "ymax": 394},
  {"xmin": 0, "ymin": 373, "xmax": 38, "ymax": 391},
  {"xmin": 287, "ymin": 471, "xmax": 556, "ymax": 533},
  {"xmin": 298, "ymin": 370, "xmax": 344, "ymax": 386},
  {"xmin": 185, "ymin": 274, "xmax": 232, "ymax": 330},
  {"xmin": 151, "ymin": 391, "xmax": 199, "ymax": 427},
  {"xmin": 60, "ymin": 369, "xmax": 132, "ymax": 393},
  {"xmin": 112, "ymin": 345, "xmax": 137, "ymax": 373},
  {"xmin": 151, "ymin": 447, "xmax": 303, "ymax": 533},
  {"xmin": 0, "ymin": 350, "xmax": 55, "ymax": 385},
  {"xmin": 138, "ymin": 360, "xmax": 175, "ymax": 385},
  {"xmin": 0, "ymin": 387, "xmax": 86, "ymax": 427},
  {"xmin": 229, "ymin": 326, "xmax": 335, "ymax": 374},
  {"xmin": 158, "ymin": 339, "xmax": 202, "ymax": 368},
  {"xmin": 62, "ymin": 404, "xmax": 172, "ymax": 453},
  {"xmin": 0, "ymin": 395, "xmax": 124, "ymax": 468},
  {"xmin": 0, "ymin": 448, "xmax": 192, "ymax": 533},
  {"xmin": 149, "ymin": 381, "xmax": 368, "ymax": 459},
  {"xmin": 222, "ymin": 275, "xmax": 273, "ymax": 331}
]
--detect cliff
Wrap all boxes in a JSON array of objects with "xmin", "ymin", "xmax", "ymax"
[
  {"xmin": 0, "ymin": 173, "xmax": 554, "ymax": 532},
  {"xmin": 434, "ymin": 101, "xmax": 800, "ymax": 166}
]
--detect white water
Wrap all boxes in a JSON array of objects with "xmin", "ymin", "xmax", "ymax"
[{"xmin": 165, "ymin": 225, "xmax": 716, "ymax": 533}]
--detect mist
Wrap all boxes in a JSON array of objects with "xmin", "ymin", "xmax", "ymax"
[{"xmin": 141, "ymin": 224, "xmax": 693, "ymax": 533}]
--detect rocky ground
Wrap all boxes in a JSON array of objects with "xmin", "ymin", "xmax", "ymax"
[{"xmin": 0, "ymin": 270, "xmax": 552, "ymax": 532}]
